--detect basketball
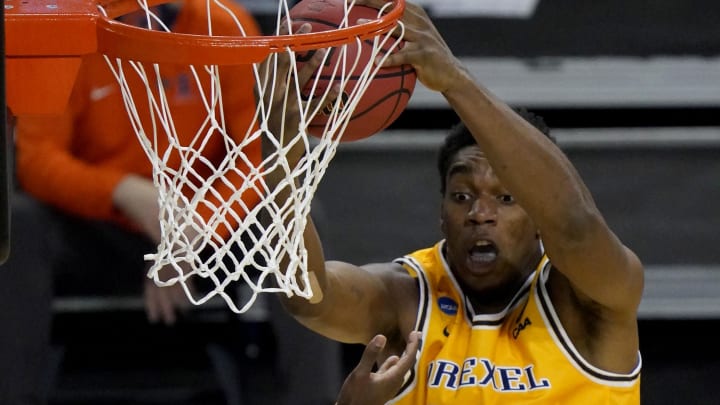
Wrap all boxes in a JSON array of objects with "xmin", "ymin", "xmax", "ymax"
[{"xmin": 289, "ymin": 0, "xmax": 416, "ymax": 142}]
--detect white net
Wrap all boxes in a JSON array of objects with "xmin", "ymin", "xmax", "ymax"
[{"xmin": 97, "ymin": 0, "xmax": 405, "ymax": 313}]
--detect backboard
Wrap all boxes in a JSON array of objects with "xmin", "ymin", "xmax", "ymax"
[
  {"xmin": 2, "ymin": 0, "xmax": 98, "ymax": 264},
  {"xmin": 1, "ymin": 3, "xmax": 8, "ymax": 264}
]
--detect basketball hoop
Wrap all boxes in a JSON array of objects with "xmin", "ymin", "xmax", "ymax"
[{"xmin": 87, "ymin": 0, "xmax": 408, "ymax": 313}]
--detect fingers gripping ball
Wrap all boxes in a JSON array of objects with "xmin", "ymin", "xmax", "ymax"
[{"xmin": 289, "ymin": 0, "xmax": 416, "ymax": 142}]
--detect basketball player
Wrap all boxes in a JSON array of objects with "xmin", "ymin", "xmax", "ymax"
[{"xmin": 270, "ymin": 0, "xmax": 644, "ymax": 403}]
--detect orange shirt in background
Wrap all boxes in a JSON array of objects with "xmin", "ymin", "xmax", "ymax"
[{"xmin": 15, "ymin": 0, "xmax": 262, "ymax": 236}]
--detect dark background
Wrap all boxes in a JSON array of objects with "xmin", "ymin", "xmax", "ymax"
[{"xmin": 4, "ymin": 0, "xmax": 719, "ymax": 403}]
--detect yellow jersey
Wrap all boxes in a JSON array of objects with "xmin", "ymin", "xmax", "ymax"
[{"xmin": 390, "ymin": 241, "xmax": 641, "ymax": 405}]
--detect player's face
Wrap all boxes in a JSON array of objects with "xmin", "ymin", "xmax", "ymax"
[{"xmin": 440, "ymin": 146, "xmax": 541, "ymax": 300}]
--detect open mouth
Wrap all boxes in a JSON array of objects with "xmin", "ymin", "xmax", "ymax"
[{"xmin": 469, "ymin": 240, "xmax": 498, "ymax": 265}]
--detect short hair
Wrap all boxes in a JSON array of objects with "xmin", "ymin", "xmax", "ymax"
[{"xmin": 436, "ymin": 108, "xmax": 554, "ymax": 194}]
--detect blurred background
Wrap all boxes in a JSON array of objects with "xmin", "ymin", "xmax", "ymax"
[{"xmin": 4, "ymin": 0, "xmax": 719, "ymax": 404}]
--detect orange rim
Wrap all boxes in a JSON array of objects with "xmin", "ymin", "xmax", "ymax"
[
  {"xmin": 4, "ymin": 0, "xmax": 405, "ymax": 115},
  {"xmin": 97, "ymin": 0, "xmax": 406, "ymax": 65}
]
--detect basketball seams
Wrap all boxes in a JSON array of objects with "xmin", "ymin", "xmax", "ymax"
[
  {"xmin": 315, "ymin": 68, "xmax": 414, "ymax": 82},
  {"xmin": 307, "ymin": 88, "xmax": 412, "ymax": 134},
  {"xmin": 290, "ymin": 0, "xmax": 416, "ymax": 141},
  {"xmin": 291, "ymin": 17, "xmax": 342, "ymax": 30},
  {"xmin": 352, "ymin": 89, "xmax": 412, "ymax": 129}
]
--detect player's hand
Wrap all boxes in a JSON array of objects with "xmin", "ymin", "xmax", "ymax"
[
  {"xmin": 354, "ymin": 0, "xmax": 467, "ymax": 94},
  {"xmin": 259, "ymin": 21, "xmax": 329, "ymax": 126},
  {"xmin": 336, "ymin": 331, "xmax": 421, "ymax": 405}
]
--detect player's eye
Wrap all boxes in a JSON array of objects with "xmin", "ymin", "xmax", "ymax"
[
  {"xmin": 498, "ymin": 194, "xmax": 515, "ymax": 204},
  {"xmin": 451, "ymin": 192, "xmax": 472, "ymax": 202}
]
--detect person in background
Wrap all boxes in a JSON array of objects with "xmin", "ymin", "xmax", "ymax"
[{"xmin": 0, "ymin": 1, "xmax": 341, "ymax": 404}]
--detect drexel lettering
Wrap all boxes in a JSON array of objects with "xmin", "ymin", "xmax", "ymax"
[{"xmin": 427, "ymin": 358, "xmax": 550, "ymax": 392}]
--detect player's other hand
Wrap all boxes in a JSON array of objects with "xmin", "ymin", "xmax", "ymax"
[
  {"xmin": 258, "ymin": 22, "xmax": 334, "ymax": 170},
  {"xmin": 336, "ymin": 331, "xmax": 421, "ymax": 405},
  {"xmin": 259, "ymin": 23, "xmax": 325, "ymax": 133}
]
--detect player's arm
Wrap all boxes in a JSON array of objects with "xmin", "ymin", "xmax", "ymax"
[
  {"xmin": 445, "ymin": 80, "xmax": 643, "ymax": 315},
  {"xmin": 264, "ymin": 102, "xmax": 408, "ymax": 343},
  {"xmin": 286, "ymin": 257, "xmax": 416, "ymax": 344},
  {"xmin": 369, "ymin": 0, "xmax": 643, "ymax": 314},
  {"xmin": 259, "ymin": 24, "xmax": 410, "ymax": 344}
]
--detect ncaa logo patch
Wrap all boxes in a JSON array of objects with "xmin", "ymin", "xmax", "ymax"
[{"xmin": 437, "ymin": 296, "xmax": 458, "ymax": 315}]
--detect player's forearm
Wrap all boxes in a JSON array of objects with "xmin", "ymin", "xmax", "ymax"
[
  {"xmin": 443, "ymin": 74, "xmax": 599, "ymax": 233},
  {"xmin": 278, "ymin": 215, "xmax": 330, "ymax": 317},
  {"xmin": 262, "ymin": 160, "xmax": 329, "ymax": 308}
]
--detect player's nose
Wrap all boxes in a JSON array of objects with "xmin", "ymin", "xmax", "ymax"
[{"xmin": 467, "ymin": 197, "xmax": 497, "ymax": 225}]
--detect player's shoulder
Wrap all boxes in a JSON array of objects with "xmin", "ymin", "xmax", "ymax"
[
  {"xmin": 341, "ymin": 262, "xmax": 420, "ymax": 338},
  {"xmin": 362, "ymin": 261, "xmax": 416, "ymax": 279},
  {"xmin": 367, "ymin": 262, "xmax": 420, "ymax": 302}
]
